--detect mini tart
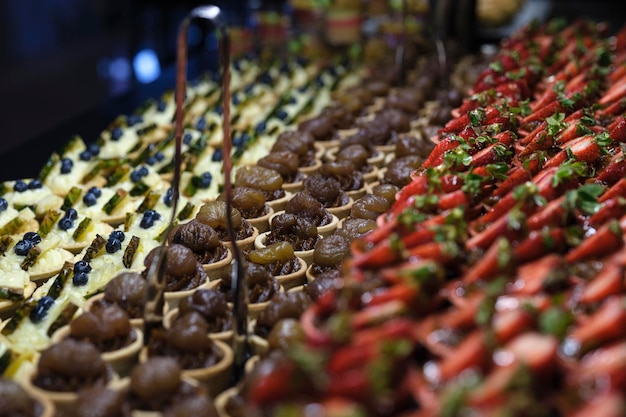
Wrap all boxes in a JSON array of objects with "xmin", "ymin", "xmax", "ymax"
[
  {"xmin": 50, "ymin": 212, "xmax": 115, "ymax": 254},
  {"xmin": 202, "ymin": 247, "xmax": 233, "ymax": 281},
  {"xmin": 323, "ymin": 145, "xmax": 386, "ymax": 168},
  {"xmin": 42, "ymin": 157, "xmax": 106, "ymax": 198},
  {"xmin": 244, "ymin": 204, "xmax": 274, "ymax": 234},
  {"xmin": 163, "ymin": 308, "xmax": 233, "ymax": 343},
  {"xmin": 50, "ymin": 324, "xmax": 144, "ymax": 378},
  {"xmin": 265, "ymin": 190, "xmax": 292, "ymax": 212},
  {"xmin": 0, "ymin": 206, "xmax": 38, "ymax": 236},
  {"xmin": 270, "ymin": 210, "xmax": 339, "ymax": 238},
  {"xmin": 163, "ymin": 276, "xmax": 220, "ymax": 313},
  {"xmin": 325, "ymin": 195, "xmax": 354, "ymax": 220},
  {"xmin": 82, "ymin": 293, "xmax": 144, "ymax": 329},
  {"xmin": 72, "ymin": 186, "xmax": 138, "ymax": 227},
  {"xmin": 254, "ymin": 231, "xmax": 317, "ymax": 270},
  {"xmin": 272, "ymin": 257, "xmax": 307, "ymax": 291},
  {"xmin": 139, "ymin": 338, "xmax": 234, "ymax": 397},
  {"xmin": 1, "ymin": 180, "xmax": 59, "ymax": 212}
]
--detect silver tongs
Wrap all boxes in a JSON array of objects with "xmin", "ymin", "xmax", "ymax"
[{"xmin": 143, "ymin": 4, "xmax": 249, "ymax": 380}]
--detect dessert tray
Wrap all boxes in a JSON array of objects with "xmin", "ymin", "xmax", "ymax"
[{"xmin": 1, "ymin": 3, "xmax": 626, "ymax": 416}]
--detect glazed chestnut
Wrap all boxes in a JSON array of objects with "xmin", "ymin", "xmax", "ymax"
[
  {"xmin": 370, "ymin": 183, "xmax": 399, "ymax": 205},
  {"xmin": 219, "ymin": 262, "xmax": 280, "ymax": 303},
  {"xmin": 272, "ymin": 130, "xmax": 315, "ymax": 157},
  {"xmin": 169, "ymin": 219, "xmax": 227, "ymax": 264},
  {"xmin": 143, "ymin": 244, "xmax": 207, "ymax": 292},
  {"xmin": 303, "ymin": 174, "xmax": 349, "ymax": 208},
  {"xmin": 34, "ymin": 338, "xmax": 108, "ymax": 392},
  {"xmin": 248, "ymin": 241, "xmax": 301, "ymax": 276},
  {"xmin": 196, "ymin": 200, "xmax": 243, "ymax": 232},
  {"xmin": 382, "ymin": 155, "xmax": 424, "ymax": 188},
  {"xmin": 350, "ymin": 193, "xmax": 392, "ymax": 220},
  {"xmin": 319, "ymin": 161, "xmax": 365, "ymax": 192},
  {"xmin": 335, "ymin": 217, "xmax": 377, "ymax": 241},
  {"xmin": 74, "ymin": 385, "xmax": 130, "ymax": 417},
  {"xmin": 304, "ymin": 270, "xmax": 342, "ymax": 301},
  {"xmin": 395, "ymin": 135, "xmax": 434, "ymax": 159},
  {"xmin": 254, "ymin": 292, "xmax": 311, "ymax": 338},
  {"xmin": 178, "ymin": 289, "xmax": 231, "ymax": 332},
  {"xmin": 284, "ymin": 192, "xmax": 332, "ymax": 227},
  {"xmin": 234, "ymin": 166, "xmax": 285, "ymax": 201},
  {"xmin": 322, "ymin": 104, "xmax": 355, "ymax": 129},
  {"xmin": 257, "ymin": 151, "xmax": 303, "ymax": 183},
  {"xmin": 335, "ymin": 144, "xmax": 370, "ymax": 171},
  {"xmin": 380, "ymin": 108, "xmax": 411, "ymax": 133},
  {"xmin": 267, "ymin": 318, "xmax": 305, "ymax": 352},
  {"xmin": 102, "ymin": 271, "xmax": 146, "ymax": 319},
  {"xmin": 297, "ymin": 113, "xmax": 336, "ymax": 142},
  {"xmin": 130, "ymin": 357, "xmax": 182, "ymax": 403},
  {"xmin": 70, "ymin": 304, "xmax": 133, "ymax": 351},
  {"xmin": 338, "ymin": 130, "xmax": 376, "ymax": 153},
  {"xmin": 386, "ymin": 88, "xmax": 425, "ymax": 114},
  {"xmin": 218, "ymin": 187, "xmax": 268, "ymax": 219},
  {"xmin": 358, "ymin": 117, "xmax": 392, "ymax": 146},
  {"xmin": 0, "ymin": 378, "xmax": 42, "ymax": 417},
  {"xmin": 312, "ymin": 234, "xmax": 351, "ymax": 268},
  {"xmin": 266, "ymin": 212, "xmax": 319, "ymax": 251},
  {"xmin": 163, "ymin": 395, "xmax": 219, "ymax": 417},
  {"xmin": 366, "ymin": 79, "xmax": 391, "ymax": 97},
  {"xmin": 167, "ymin": 312, "xmax": 215, "ymax": 353}
]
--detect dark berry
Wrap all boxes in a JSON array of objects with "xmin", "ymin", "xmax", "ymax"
[
  {"xmin": 298, "ymin": 84, "xmax": 308, "ymax": 93},
  {"xmin": 138, "ymin": 166, "xmax": 149, "ymax": 176},
  {"xmin": 200, "ymin": 172, "xmax": 213, "ymax": 188},
  {"xmin": 127, "ymin": 114, "xmax": 143, "ymax": 126},
  {"xmin": 65, "ymin": 208, "xmax": 78, "ymax": 220},
  {"xmin": 232, "ymin": 94, "xmax": 241, "ymax": 106},
  {"xmin": 149, "ymin": 210, "xmax": 161, "ymax": 221},
  {"xmin": 233, "ymin": 60, "xmax": 242, "ymax": 72},
  {"xmin": 87, "ymin": 187, "xmax": 102, "ymax": 198},
  {"xmin": 146, "ymin": 156, "xmax": 157, "ymax": 166},
  {"xmin": 73, "ymin": 260, "xmax": 92, "ymax": 274},
  {"xmin": 279, "ymin": 62, "xmax": 290, "ymax": 73},
  {"xmin": 163, "ymin": 188, "xmax": 174, "ymax": 206},
  {"xmin": 23, "ymin": 232, "xmax": 41, "ymax": 245},
  {"xmin": 105, "ymin": 238, "xmax": 122, "ymax": 253},
  {"xmin": 289, "ymin": 96, "xmax": 297, "ymax": 105},
  {"xmin": 212, "ymin": 148, "xmax": 223, "ymax": 162},
  {"xmin": 0, "ymin": 198, "xmax": 7, "ymax": 212},
  {"xmin": 29, "ymin": 296, "xmax": 55, "ymax": 323},
  {"xmin": 154, "ymin": 151, "xmax": 165, "ymax": 161},
  {"xmin": 109, "ymin": 230, "xmax": 125, "ymax": 242},
  {"xmin": 232, "ymin": 135, "xmax": 245, "ymax": 148},
  {"xmin": 79, "ymin": 150, "xmax": 92, "ymax": 161},
  {"xmin": 130, "ymin": 170, "xmax": 143, "ymax": 183},
  {"xmin": 58, "ymin": 217, "xmax": 74, "ymax": 231},
  {"xmin": 28, "ymin": 179, "xmax": 42, "ymax": 189},
  {"xmin": 276, "ymin": 110, "xmax": 288, "ymax": 120},
  {"xmin": 157, "ymin": 100, "xmax": 167, "ymax": 112},
  {"xmin": 315, "ymin": 75, "xmax": 325, "ymax": 88},
  {"xmin": 14, "ymin": 180, "xmax": 28, "ymax": 192},
  {"xmin": 72, "ymin": 271, "xmax": 89, "ymax": 286},
  {"xmin": 14, "ymin": 240, "xmax": 33, "ymax": 256},
  {"xmin": 183, "ymin": 133, "xmax": 193, "ymax": 144},
  {"xmin": 111, "ymin": 127, "xmax": 123, "ymax": 141},
  {"xmin": 255, "ymin": 121, "xmax": 267, "ymax": 135},
  {"xmin": 196, "ymin": 117, "xmax": 207, "ymax": 131},
  {"xmin": 60, "ymin": 158, "xmax": 73, "ymax": 174},
  {"xmin": 88, "ymin": 143, "xmax": 100, "ymax": 156},
  {"xmin": 259, "ymin": 72, "xmax": 272, "ymax": 85},
  {"xmin": 83, "ymin": 192, "xmax": 98, "ymax": 207},
  {"xmin": 140, "ymin": 216, "xmax": 154, "ymax": 229}
]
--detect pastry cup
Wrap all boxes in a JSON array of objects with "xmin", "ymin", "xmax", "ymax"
[
  {"xmin": 27, "ymin": 385, "xmax": 56, "ymax": 417},
  {"xmin": 215, "ymin": 386, "xmax": 241, "ymax": 417},
  {"xmin": 265, "ymin": 190, "xmax": 292, "ymax": 212},
  {"xmin": 20, "ymin": 361, "xmax": 118, "ymax": 415},
  {"xmin": 326, "ymin": 196, "xmax": 354, "ymax": 221},
  {"xmin": 227, "ymin": 282, "xmax": 285, "ymax": 320},
  {"xmin": 270, "ymin": 210, "xmax": 338, "ymax": 238},
  {"xmin": 50, "ymin": 325, "xmax": 144, "ymax": 378},
  {"xmin": 345, "ymin": 186, "xmax": 367, "ymax": 201},
  {"xmin": 274, "ymin": 257, "xmax": 307, "ymax": 291},
  {"xmin": 81, "ymin": 293, "xmax": 144, "ymax": 330},
  {"xmin": 246, "ymin": 321, "xmax": 270, "ymax": 357},
  {"xmin": 282, "ymin": 178, "xmax": 304, "ymax": 194},
  {"xmin": 298, "ymin": 158, "xmax": 322, "ymax": 176},
  {"xmin": 164, "ymin": 277, "xmax": 220, "ymax": 313},
  {"xmin": 244, "ymin": 204, "xmax": 274, "ymax": 234},
  {"xmin": 254, "ymin": 231, "xmax": 317, "ymax": 266},
  {"xmin": 362, "ymin": 165, "xmax": 380, "ymax": 184},
  {"xmin": 202, "ymin": 248, "xmax": 233, "ymax": 281},
  {"xmin": 163, "ymin": 307, "xmax": 233, "ymax": 343},
  {"xmin": 222, "ymin": 225, "xmax": 259, "ymax": 253},
  {"xmin": 124, "ymin": 375, "xmax": 205, "ymax": 417},
  {"xmin": 139, "ymin": 339, "xmax": 234, "ymax": 397}
]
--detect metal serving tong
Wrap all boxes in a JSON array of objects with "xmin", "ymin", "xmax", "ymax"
[{"xmin": 143, "ymin": 4, "xmax": 250, "ymax": 380}]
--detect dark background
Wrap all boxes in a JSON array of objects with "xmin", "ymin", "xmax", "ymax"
[{"xmin": 0, "ymin": 0, "xmax": 623, "ymax": 181}]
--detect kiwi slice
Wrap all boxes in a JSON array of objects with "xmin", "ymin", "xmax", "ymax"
[{"xmin": 61, "ymin": 187, "xmax": 83, "ymax": 211}]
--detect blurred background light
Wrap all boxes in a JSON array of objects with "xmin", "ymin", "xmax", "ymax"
[{"xmin": 133, "ymin": 48, "xmax": 161, "ymax": 83}]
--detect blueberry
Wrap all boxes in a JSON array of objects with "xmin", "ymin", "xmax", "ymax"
[
  {"xmin": 212, "ymin": 148, "xmax": 223, "ymax": 162},
  {"xmin": 87, "ymin": 187, "xmax": 102, "ymax": 198},
  {"xmin": 79, "ymin": 150, "xmax": 92, "ymax": 161},
  {"xmin": 198, "ymin": 172, "xmax": 212, "ymax": 188},
  {"xmin": 83, "ymin": 192, "xmax": 98, "ymax": 207},
  {"xmin": 298, "ymin": 84, "xmax": 308, "ymax": 93},
  {"xmin": 146, "ymin": 156, "xmax": 157, "ymax": 166},
  {"xmin": 127, "ymin": 114, "xmax": 143, "ymax": 126},
  {"xmin": 140, "ymin": 216, "xmax": 154, "ymax": 229},
  {"xmin": 289, "ymin": 96, "xmax": 297, "ymax": 105},
  {"xmin": 23, "ymin": 232, "xmax": 41, "ymax": 245},
  {"xmin": 29, "ymin": 296, "xmax": 55, "ymax": 323},
  {"xmin": 105, "ymin": 238, "xmax": 122, "ymax": 253},
  {"xmin": 109, "ymin": 230, "xmax": 125, "ymax": 242},
  {"xmin": 14, "ymin": 240, "xmax": 33, "ymax": 256},
  {"xmin": 28, "ymin": 179, "xmax": 42, "ymax": 189},
  {"xmin": 65, "ymin": 208, "xmax": 78, "ymax": 220},
  {"xmin": 279, "ymin": 62, "xmax": 290, "ymax": 73},
  {"xmin": 72, "ymin": 271, "xmax": 89, "ymax": 286},
  {"xmin": 130, "ymin": 170, "xmax": 143, "ymax": 183},
  {"xmin": 73, "ymin": 260, "xmax": 92, "ymax": 274},
  {"xmin": 259, "ymin": 72, "xmax": 272, "ymax": 85},
  {"xmin": 111, "ymin": 127, "xmax": 123, "ymax": 141},
  {"xmin": 149, "ymin": 210, "xmax": 161, "ymax": 221},
  {"xmin": 276, "ymin": 110, "xmax": 288, "ymax": 120},
  {"xmin": 215, "ymin": 105, "xmax": 223, "ymax": 116},
  {"xmin": 157, "ymin": 100, "xmax": 167, "ymax": 112},
  {"xmin": 138, "ymin": 166, "xmax": 149, "ymax": 176},
  {"xmin": 232, "ymin": 94, "xmax": 241, "ymax": 106},
  {"xmin": 183, "ymin": 133, "xmax": 193, "ymax": 144},
  {"xmin": 0, "ymin": 198, "xmax": 7, "ymax": 212},
  {"xmin": 315, "ymin": 75, "xmax": 325, "ymax": 88},
  {"xmin": 14, "ymin": 180, "xmax": 28, "ymax": 192},
  {"xmin": 60, "ymin": 158, "xmax": 73, "ymax": 174},
  {"xmin": 58, "ymin": 217, "xmax": 74, "ymax": 231},
  {"xmin": 163, "ymin": 188, "xmax": 174, "ymax": 206},
  {"xmin": 232, "ymin": 135, "xmax": 245, "ymax": 148},
  {"xmin": 88, "ymin": 143, "xmax": 100, "ymax": 156},
  {"xmin": 196, "ymin": 117, "xmax": 207, "ymax": 131},
  {"xmin": 233, "ymin": 60, "xmax": 241, "ymax": 72},
  {"xmin": 255, "ymin": 121, "xmax": 267, "ymax": 135}
]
